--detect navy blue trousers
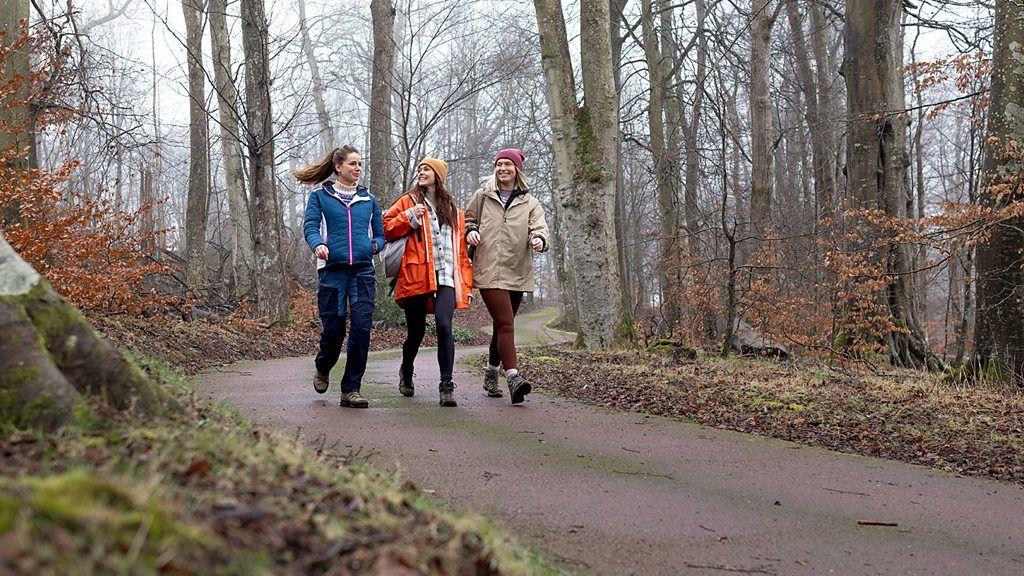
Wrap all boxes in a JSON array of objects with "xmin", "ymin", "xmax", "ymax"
[{"xmin": 315, "ymin": 264, "xmax": 375, "ymax": 393}]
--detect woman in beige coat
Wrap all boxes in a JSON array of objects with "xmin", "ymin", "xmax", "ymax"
[{"xmin": 465, "ymin": 149, "xmax": 549, "ymax": 404}]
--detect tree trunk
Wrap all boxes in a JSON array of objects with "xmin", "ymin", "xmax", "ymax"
[
  {"xmin": 240, "ymin": 0, "xmax": 289, "ymax": 322},
  {"xmin": 297, "ymin": 0, "xmax": 333, "ymax": 151},
  {"xmin": 749, "ymin": 0, "xmax": 776, "ymax": 237},
  {"xmin": 209, "ymin": 0, "xmax": 255, "ymax": 298},
  {"xmin": 810, "ymin": 1, "xmax": 838, "ymax": 214},
  {"xmin": 612, "ymin": 0, "xmax": 633, "ymax": 317},
  {"xmin": 786, "ymin": 0, "xmax": 835, "ymax": 222},
  {"xmin": 680, "ymin": 0, "xmax": 708, "ymax": 257},
  {"xmin": 368, "ymin": 0, "xmax": 398, "ymax": 202},
  {"xmin": 1, "ymin": 0, "xmax": 35, "ymax": 223},
  {"xmin": 641, "ymin": 0, "xmax": 680, "ymax": 333},
  {"xmin": 182, "ymin": 0, "xmax": 210, "ymax": 294},
  {"xmin": 0, "ymin": 232, "xmax": 170, "ymax": 429},
  {"xmin": 140, "ymin": 165, "xmax": 156, "ymax": 254},
  {"xmin": 843, "ymin": 0, "xmax": 938, "ymax": 369},
  {"xmin": 533, "ymin": 0, "xmax": 630, "ymax": 349},
  {"xmin": 974, "ymin": 0, "xmax": 1024, "ymax": 383}
]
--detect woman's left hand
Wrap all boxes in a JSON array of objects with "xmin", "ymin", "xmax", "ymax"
[{"xmin": 531, "ymin": 238, "xmax": 543, "ymax": 252}]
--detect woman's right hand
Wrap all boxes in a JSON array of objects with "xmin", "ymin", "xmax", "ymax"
[
  {"xmin": 407, "ymin": 204, "xmax": 426, "ymax": 220},
  {"xmin": 467, "ymin": 231, "xmax": 481, "ymax": 246},
  {"xmin": 314, "ymin": 244, "xmax": 330, "ymax": 260}
]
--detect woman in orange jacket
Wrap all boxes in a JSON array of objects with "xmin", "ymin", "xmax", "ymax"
[{"xmin": 382, "ymin": 158, "xmax": 473, "ymax": 407}]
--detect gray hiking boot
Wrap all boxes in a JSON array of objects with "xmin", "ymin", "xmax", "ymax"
[
  {"xmin": 340, "ymin": 390, "xmax": 369, "ymax": 408},
  {"xmin": 483, "ymin": 367, "xmax": 502, "ymax": 398},
  {"xmin": 507, "ymin": 372, "xmax": 532, "ymax": 405},
  {"xmin": 399, "ymin": 368, "xmax": 415, "ymax": 397},
  {"xmin": 313, "ymin": 371, "xmax": 330, "ymax": 394},
  {"xmin": 439, "ymin": 380, "xmax": 457, "ymax": 407}
]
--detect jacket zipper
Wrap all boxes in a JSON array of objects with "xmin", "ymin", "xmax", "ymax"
[{"xmin": 346, "ymin": 202, "xmax": 354, "ymax": 265}]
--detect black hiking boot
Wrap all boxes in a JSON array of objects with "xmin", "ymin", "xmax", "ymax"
[
  {"xmin": 507, "ymin": 372, "xmax": 532, "ymax": 405},
  {"xmin": 339, "ymin": 390, "xmax": 369, "ymax": 408},
  {"xmin": 439, "ymin": 380, "xmax": 457, "ymax": 407},
  {"xmin": 483, "ymin": 366, "xmax": 502, "ymax": 398},
  {"xmin": 313, "ymin": 371, "xmax": 330, "ymax": 394},
  {"xmin": 399, "ymin": 367, "xmax": 415, "ymax": 397}
]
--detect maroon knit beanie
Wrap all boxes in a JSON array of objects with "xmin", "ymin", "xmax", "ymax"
[{"xmin": 494, "ymin": 148, "xmax": 525, "ymax": 174}]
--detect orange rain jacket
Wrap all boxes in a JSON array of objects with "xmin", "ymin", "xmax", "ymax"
[{"xmin": 383, "ymin": 192, "xmax": 473, "ymax": 309}]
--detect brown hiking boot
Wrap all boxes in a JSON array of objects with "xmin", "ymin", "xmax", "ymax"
[
  {"xmin": 339, "ymin": 390, "xmax": 369, "ymax": 408},
  {"xmin": 313, "ymin": 371, "xmax": 329, "ymax": 394},
  {"xmin": 507, "ymin": 372, "xmax": 532, "ymax": 405},
  {"xmin": 399, "ymin": 368, "xmax": 415, "ymax": 397},
  {"xmin": 439, "ymin": 380, "xmax": 457, "ymax": 407},
  {"xmin": 483, "ymin": 367, "xmax": 502, "ymax": 398}
]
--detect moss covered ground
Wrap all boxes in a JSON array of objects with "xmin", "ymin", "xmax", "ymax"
[{"xmin": 0, "ymin": 354, "xmax": 554, "ymax": 575}]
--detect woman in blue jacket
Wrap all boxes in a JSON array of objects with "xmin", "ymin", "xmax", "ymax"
[{"xmin": 295, "ymin": 145, "xmax": 385, "ymax": 408}]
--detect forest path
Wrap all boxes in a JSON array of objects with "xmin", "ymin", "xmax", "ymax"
[{"xmin": 198, "ymin": 307, "xmax": 1024, "ymax": 575}]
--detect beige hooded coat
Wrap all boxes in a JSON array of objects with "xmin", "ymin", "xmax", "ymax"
[{"xmin": 464, "ymin": 177, "xmax": 549, "ymax": 292}]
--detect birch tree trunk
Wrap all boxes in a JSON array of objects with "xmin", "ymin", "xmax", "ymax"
[
  {"xmin": 240, "ymin": 0, "xmax": 289, "ymax": 322},
  {"xmin": 748, "ymin": 0, "xmax": 777, "ymax": 236},
  {"xmin": 182, "ymin": 0, "xmax": 210, "ymax": 294},
  {"xmin": 209, "ymin": 0, "xmax": 255, "ymax": 297},
  {"xmin": 298, "ymin": 0, "xmax": 333, "ymax": 151},
  {"xmin": 843, "ymin": 0, "xmax": 939, "ymax": 369},
  {"xmin": 974, "ymin": 0, "xmax": 1024, "ymax": 383},
  {"xmin": 368, "ymin": 0, "xmax": 398, "ymax": 202},
  {"xmin": 533, "ymin": 0, "xmax": 630, "ymax": 349},
  {"xmin": 0, "ymin": 232, "xmax": 170, "ymax": 429}
]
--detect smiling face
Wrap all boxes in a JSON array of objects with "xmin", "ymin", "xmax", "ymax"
[
  {"xmin": 334, "ymin": 152, "xmax": 362, "ymax": 186},
  {"xmin": 494, "ymin": 159, "xmax": 517, "ymax": 189},
  {"xmin": 417, "ymin": 164, "xmax": 437, "ymax": 189}
]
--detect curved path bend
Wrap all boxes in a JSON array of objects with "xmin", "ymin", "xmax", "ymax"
[{"xmin": 198, "ymin": 307, "xmax": 1024, "ymax": 575}]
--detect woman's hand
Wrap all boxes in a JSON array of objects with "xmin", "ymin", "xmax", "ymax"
[
  {"xmin": 467, "ymin": 231, "xmax": 481, "ymax": 246},
  {"xmin": 407, "ymin": 204, "xmax": 426, "ymax": 220},
  {"xmin": 531, "ymin": 237, "xmax": 543, "ymax": 252},
  {"xmin": 314, "ymin": 244, "xmax": 330, "ymax": 260}
]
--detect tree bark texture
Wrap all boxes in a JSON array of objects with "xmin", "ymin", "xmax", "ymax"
[
  {"xmin": 182, "ymin": 0, "xmax": 210, "ymax": 293},
  {"xmin": 0, "ymin": 233, "xmax": 170, "ymax": 429},
  {"xmin": 681, "ymin": 0, "xmax": 708, "ymax": 256},
  {"xmin": 843, "ymin": 0, "xmax": 938, "ymax": 369},
  {"xmin": 974, "ymin": 0, "xmax": 1024, "ymax": 383},
  {"xmin": 533, "ymin": 0, "xmax": 629, "ymax": 348},
  {"xmin": 749, "ymin": 0, "xmax": 776, "ymax": 236},
  {"xmin": 642, "ymin": 0, "xmax": 681, "ymax": 332},
  {"xmin": 240, "ymin": 0, "xmax": 289, "ymax": 322},
  {"xmin": 368, "ymin": 0, "xmax": 398, "ymax": 202},
  {"xmin": 209, "ymin": 0, "xmax": 255, "ymax": 297},
  {"xmin": 297, "ymin": 0, "xmax": 333, "ymax": 152}
]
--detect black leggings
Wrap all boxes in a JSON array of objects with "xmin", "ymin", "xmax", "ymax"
[
  {"xmin": 481, "ymin": 289, "xmax": 524, "ymax": 369},
  {"xmin": 401, "ymin": 286, "xmax": 456, "ymax": 382}
]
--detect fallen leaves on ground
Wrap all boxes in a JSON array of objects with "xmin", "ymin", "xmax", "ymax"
[{"xmin": 520, "ymin": 345, "xmax": 1024, "ymax": 485}]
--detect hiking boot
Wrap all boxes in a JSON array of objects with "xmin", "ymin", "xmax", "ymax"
[
  {"xmin": 399, "ymin": 368, "xmax": 415, "ymax": 397},
  {"xmin": 439, "ymin": 380, "xmax": 457, "ymax": 407},
  {"xmin": 507, "ymin": 372, "xmax": 532, "ymax": 405},
  {"xmin": 339, "ymin": 390, "xmax": 369, "ymax": 408},
  {"xmin": 483, "ymin": 367, "xmax": 502, "ymax": 398},
  {"xmin": 313, "ymin": 371, "xmax": 330, "ymax": 394}
]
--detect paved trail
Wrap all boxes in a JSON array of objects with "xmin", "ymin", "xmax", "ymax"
[{"xmin": 199, "ymin": 307, "xmax": 1024, "ymax": 575}]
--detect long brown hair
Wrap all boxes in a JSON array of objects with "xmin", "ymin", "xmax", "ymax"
[
  {"xmin": 409, "ymin": 180, "xmax": 456, "ymax": 229},
  {"xmin": 293, "ymin": 145, "xmax": 359, "ymax": 184}
]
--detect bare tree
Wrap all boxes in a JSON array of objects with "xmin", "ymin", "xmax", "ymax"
[
  {"xmin": 209, "ymin": 0, "xmax": 254, "ymax": 296},
  {"xmin": 182, "ymin": 0, "xmax": 210, "ymax": 293},
  {"xmin": 368, "ymin": 0, "xmax": 398, "ymax": 201},
  {"xmin": 842, "ymin": 0, "xmax": 937, "ymax": 369},
  {"xmin": 748, "ymin": 0, "xmax": 778, "ymax": 235},
  {"xmin": 533, "ymin": 0, "xmax": 630, "ymax": 348},
  {"xmin": 1, "ymin": 0, "xmax": 35, "ymax": 173},
  {"xmin": 240, "ymin": 0, "xmax": 288, "ymax": 322},
  {"xmin": 298, "ymin": 0, "xmax": 333, "ymax": 151}
]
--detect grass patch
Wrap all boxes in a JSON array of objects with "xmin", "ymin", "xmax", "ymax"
[
  {"xmin": 520, "ymin": 345, "xmax": 1024, "ymax": 485},
  {"xmin": 0, "ymin": 357, "xmax": 557, "ymax": 575}
]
